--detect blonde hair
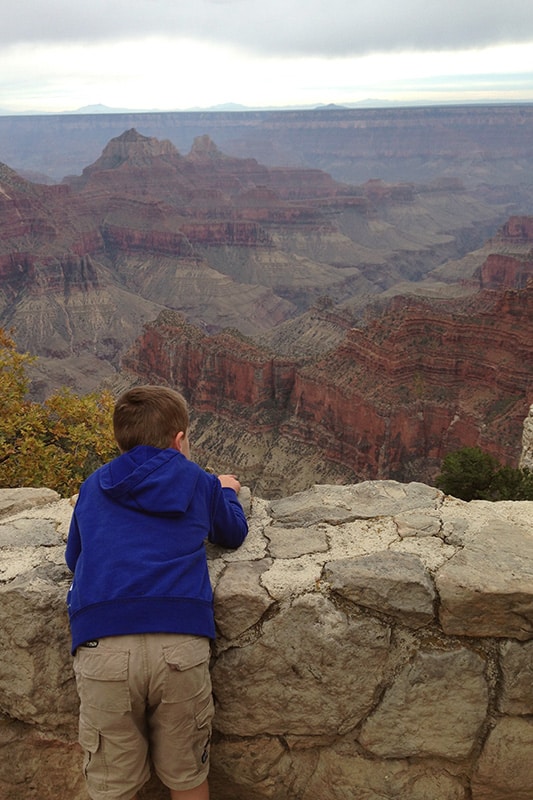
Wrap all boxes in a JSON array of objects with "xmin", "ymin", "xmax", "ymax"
[{"xmin": 113, "ymin": 385, "xmax": 189, "ymax": 452}]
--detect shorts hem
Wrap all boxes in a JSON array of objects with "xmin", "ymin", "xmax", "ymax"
[
  {"xmin": 85, "ymin": 779, "xmax": 149, "ymax": 800},
  {"xmin": 157, "ymin": 767, "xmax": 210, "ymax": 793}
]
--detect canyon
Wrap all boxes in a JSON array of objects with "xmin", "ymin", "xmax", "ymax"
[
  {"xmin": 3, "ymin": 104, "xmax": 533, "ymax": 191},
  {"xmin": 121, "ymin": 277, "xmax": 533, "ymax": 496},
  {"xmin": 1, "ymin": 119, "xmax": 533, "ymax": 492},
  {"xmin": 2, "ymin": 107, "xmax": 533, "ymax": 799}
]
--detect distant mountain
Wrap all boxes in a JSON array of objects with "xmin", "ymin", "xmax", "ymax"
[
  {"xmin": 189, "ymin": 102, "xmax": 251, "ymax": 112},
  {"xmin": 3, "ymin": 104, "xmax": 533, "ymax": 188},
  {"xmin": 69, "ymin": 104, "xmax": 152, "ymax": 114}
]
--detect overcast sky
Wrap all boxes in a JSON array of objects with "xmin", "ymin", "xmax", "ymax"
[{"xmin": 2, "ymin": 0, "xmax": 533, "ymax": 113}]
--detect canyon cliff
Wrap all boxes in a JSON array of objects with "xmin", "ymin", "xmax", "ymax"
[
  {"xmin": 3, "ymin": 105, "xmax": 533, "ymax": 191},
  {"xmin": 1, "ymin": 128, "xmax": 532, "ymax": 490},
  {"xmin": 0, "ymin": 129, "xmax": 506, "ymax": 393},
  {"xmin": 120, "ymin": 275, "xmax": 533, "ymax": 496}
]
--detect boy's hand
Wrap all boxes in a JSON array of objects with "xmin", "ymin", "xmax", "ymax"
[{"xmin": 218, "ymin": 474, "xmax": 241, "ymax": 493}]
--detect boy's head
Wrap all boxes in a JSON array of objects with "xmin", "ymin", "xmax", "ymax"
[{"xmin": 113, "ymin": 385, "xmax": 189, "ymax": 453}]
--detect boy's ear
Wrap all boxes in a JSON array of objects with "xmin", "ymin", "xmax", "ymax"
[{"xmin": 172, "ymin": 431, "xmax": 187, "ymax": 452}]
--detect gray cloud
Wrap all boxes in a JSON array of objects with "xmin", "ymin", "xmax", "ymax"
[{"xmin": 4, "ymin": 0, "xmax": 533, "ymax": 56}]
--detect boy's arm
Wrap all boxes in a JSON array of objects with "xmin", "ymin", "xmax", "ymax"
[{"xmin": 208, "ymin": 475, "xmax": 248, "ymax": 549}]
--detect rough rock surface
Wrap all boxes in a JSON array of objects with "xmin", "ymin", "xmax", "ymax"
[
  {"xmin": 0, "ymin": 128, "xmax": 510, "ymax": 401},
  {"xmin": 122, "ymin": 279, "xmax": 533, "ymax": 493},
  {"xmin": 1, "ymin": 482, "xmax": 533, "ymax": 800}
]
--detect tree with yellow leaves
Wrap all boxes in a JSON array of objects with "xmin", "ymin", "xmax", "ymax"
[{"xmin": 0, "ymin": 329, "xmax": 118, "ymax": 496}]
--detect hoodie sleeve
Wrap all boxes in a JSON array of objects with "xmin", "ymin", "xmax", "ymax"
[
  {"xmin": 65, "ymin": 511, "xmax": 82, "ymax": 572},
  {"xmin": 208, "ymin": 482, "xmax": 248, "ymax": 549}
]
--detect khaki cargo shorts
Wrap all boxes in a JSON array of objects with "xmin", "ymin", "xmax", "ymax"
[{"xmin": 73, "ymin": 632, "xmax": 214, "ymax": 800}]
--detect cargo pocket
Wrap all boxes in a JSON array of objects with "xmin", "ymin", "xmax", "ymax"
[
  {"xmin": 74, "ymin": 649, "xmax": 131, "ymax": 712},
  {"xmin": 162, "ymin": 637, "xmax": 211, "ymax": 703},
  {"xmin": 196, "ymin": 693, "xmax": 215, "ymax": 767},
  {"xmin": 78, "ymin": 720, "xmax": 101, "ymax": 781}
]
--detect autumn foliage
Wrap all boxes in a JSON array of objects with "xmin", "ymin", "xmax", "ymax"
[{"xmin": 0, "ymin": 329, "xmax": 118, "ymax": 497}]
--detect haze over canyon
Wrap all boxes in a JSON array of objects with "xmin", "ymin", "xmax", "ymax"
[{"xmin": 1, "ymin": 106, "xmax": 532, "ymax": 496}]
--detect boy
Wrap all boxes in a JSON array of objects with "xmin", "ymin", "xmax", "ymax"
[{"xmin": 65, "ymin": 385, "xmax": 248, "ymax": 800}]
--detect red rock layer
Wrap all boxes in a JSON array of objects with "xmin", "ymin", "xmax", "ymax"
[
  {"xmin": 501, "ymin": 216, "xmax": 533, "ymax": 240},
  {"xmin": 474, "ymin": 216, "xmax": 533, "ymax": 290},
  {"xmin": 478, "ymin": 254, "xmax": 533, "ymax": 290},
  {"xmin": 122, "ymin": 284, "xmax": 533, "ymax": 482},
  {"xmin": 0, "ymin": 130, "xmax": 358, "ymax": 303}
]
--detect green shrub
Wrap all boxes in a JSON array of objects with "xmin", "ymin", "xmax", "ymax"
[{"xmin": 436, "ymin": 446, "xmax": 533, "ymax": 501}]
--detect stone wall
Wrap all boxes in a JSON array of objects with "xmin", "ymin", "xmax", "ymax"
[{"xmin": 1, "ymin": 482, "xmax": 533, "ymax": 800}]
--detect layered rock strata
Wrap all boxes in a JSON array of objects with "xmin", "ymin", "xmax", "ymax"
[
  {"xmin": 3, "ymin": 104, "xmax": 533, "ymax": 187},
  {"xmin": 121, "ymin": 278, "xmax": 533, "ymax": 493},
  {"xmin": 1, "ymin": 483, "xmax": 533, "ymax": 800},
  {"xmin": 1, "ymin": 134, "xmax": 531, "ymax": 486},
  {"xmin": 0, "ymin": 130, "xmax": 508, "ymax": 379}
]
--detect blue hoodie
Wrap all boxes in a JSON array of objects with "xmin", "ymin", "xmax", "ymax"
[{"xmin": 65, "ymin": 445, "xmax": 248, "ymax": 654}]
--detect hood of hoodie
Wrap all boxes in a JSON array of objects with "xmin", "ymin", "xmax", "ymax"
[{"xmin": 98, "ymin": 445, "xmax": 201, "ymax": 515}]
